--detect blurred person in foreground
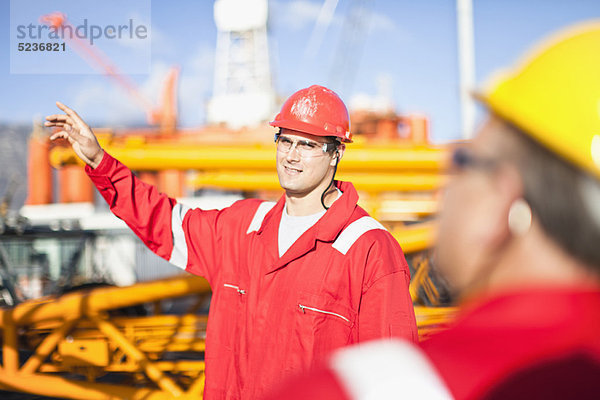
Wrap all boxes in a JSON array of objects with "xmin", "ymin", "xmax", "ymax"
[
  {"xmin": 264, "ymin": 21, "xmax": 600, "ymax": 400},
  {"xmin": 44, "ymin": 85, "xmax": 417, "ymax": 399}
]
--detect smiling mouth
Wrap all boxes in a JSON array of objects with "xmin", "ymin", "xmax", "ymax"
[{"xmin": 284, "ymin": 165, "xmax": 303, "ymax": 174}]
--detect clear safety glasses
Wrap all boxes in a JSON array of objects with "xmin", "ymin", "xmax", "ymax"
[{"xmin": 275, "ymin": 134, "xmax": 338, "ymax": 157}]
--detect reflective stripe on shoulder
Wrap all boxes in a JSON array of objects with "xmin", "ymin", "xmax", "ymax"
[
  {"xmin": 246, "ymin": 201, "xmax": 276, "ymax": 234},
  {"xmin": 330, "ymin": 340, "xmax": 453, "ymax": 400},
  {"xmin": 332, "ymin": 216, "xmax": 386, "ymax": 255},
  {"xmin": 169, "ymin": 203, "xmax": 191, "ymax": 270}
]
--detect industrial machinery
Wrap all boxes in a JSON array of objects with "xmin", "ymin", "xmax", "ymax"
[{"xmin": 0, "ymin": 274, "xmax": 210, "ymax": 399}]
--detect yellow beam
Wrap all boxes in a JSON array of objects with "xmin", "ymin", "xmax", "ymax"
[
  {"xmin": 50, "ymin": 143, "xmax": 447, "ymax": 172},
  {"xmin": 189, "ymin": 171, "xmax": 445, "ymax": 192},
  {"xmin": 392, "ymin": 221, "xmax": 437, "ymax": 254},
  {"xmin": 137, "ymin": 342, "xmax": 206, "ymax": 353},
  {"xmin": 152, "ymin": 361, "xmax": 205, "ymax": 373},
  {"xmin": 0, "ymin": 372, "xmax": 178, "ymax": 400},
  {"xmin": 37, "ymin": 361, "xmax": 204, "ymax": 374},
  {"xmin": 0, "ymin": 274, "xmax": 210, "ymax": 326},
  {"xmin": 414, "ymin": 306, "xmax": 458, "ymax": 329},
  {"xmin": 415, "ymin": 306, "xmax": 458, "ymax": 340},
  {"xmin": 2, "ymin": 314, "xmax": 18, "ymax": 374}
]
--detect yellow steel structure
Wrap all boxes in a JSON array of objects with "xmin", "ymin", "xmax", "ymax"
[
  {"xmin": 49, "ymin": 141, "xmax": 448, "ymax": 173},
  {"xmin": 0, "ymin": 222, "xmax": 455, "ymax": 399},
  {"xmin": 49, "ymin": 140, "xmax": 447, "ymax": 221},
  {"xmin": 393, "ymin": 221, "xmax": 437, "ymax": 255},
  {"xmin": 0, "ymin": 274, "xmax": 210, "ymax": 399},
  {"xmin": 189, "ymin": 171, "xmax": 445, "ymax": 193}
]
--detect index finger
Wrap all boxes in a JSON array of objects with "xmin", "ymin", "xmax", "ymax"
[
  {"xmin": 45, "ymin": 114, "xmax": 69, "ymax": 122},
  {"xmin": 56, "ymin": 101, "xmax": 86, "ymax": 126}
]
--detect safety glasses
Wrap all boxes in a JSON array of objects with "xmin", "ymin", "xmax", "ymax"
[{"xmin": 275, "ymin": 134, "xmax": 338, "ymax": 157}]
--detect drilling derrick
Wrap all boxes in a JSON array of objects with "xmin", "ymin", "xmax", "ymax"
[{"xmin": 208, "ymin": 0, "xmax": 276, "ymax": 129}]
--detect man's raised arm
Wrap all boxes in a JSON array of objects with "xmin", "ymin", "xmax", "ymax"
[{"xmin": 44, "ymin": 102, "xmax": 222, "ymax": 284}]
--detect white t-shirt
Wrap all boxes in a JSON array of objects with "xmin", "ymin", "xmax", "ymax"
[{"xmin": 278, "ymin": 189, "xmax": 341, "ymax": 257}]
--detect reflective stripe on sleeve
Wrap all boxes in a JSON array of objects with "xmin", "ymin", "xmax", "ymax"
[
  {"xmin": 332, "ymin": 216, "xmax": 386, "ymax": 255},
  {"xmin": 246, "ymin": 201, "xmax": 276, "ymax": 234},
  {"xmin": 169, "ymin": 203, "xmax": 191, "ymax": 269},
  {"xmin": 330, "ymin": 340, "xmax": 453, "ymax": 400}
]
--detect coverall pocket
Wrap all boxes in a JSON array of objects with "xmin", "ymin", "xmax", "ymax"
[
  {"xmin": 294, "ymin": 292, "xmax": 356, "ymax": 364},
  {"xmin": 212, "ymin": 282, "xmax": 247, "ymax": 351}
]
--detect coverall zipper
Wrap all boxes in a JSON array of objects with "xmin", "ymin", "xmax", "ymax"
[
  {"xmin": 298, "ymin": 304, "xmax": 350, "ymax": 323},
  {"xmin": 224, "ymin": 283, "xmax": 246, "ymax": 295}
]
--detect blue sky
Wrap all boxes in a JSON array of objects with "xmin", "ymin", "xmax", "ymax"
[{"xmin": 1, "ymin": 0, "xmax": 599, "ymax": 142}]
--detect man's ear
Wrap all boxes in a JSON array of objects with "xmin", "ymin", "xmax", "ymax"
[{"xmin": 330, "ymin": 143, "xmax": 346, "ymax": 166}]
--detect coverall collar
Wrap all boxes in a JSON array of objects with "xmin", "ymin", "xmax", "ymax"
[{"xmin": 258, "ymin": 181, "xmax": 360, "ymax": 273}]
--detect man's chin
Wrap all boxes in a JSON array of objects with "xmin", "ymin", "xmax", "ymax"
[
  {"xmin": 281, "ymin": 186, "xmax": 303, "ymax": 195},
  {"xmin": 278, "ymin": 175, "xmax": 301, "ymax": 191},
  {"xmin": 280, "ymin": 182, "xmax": 312, "ymax": 197}
]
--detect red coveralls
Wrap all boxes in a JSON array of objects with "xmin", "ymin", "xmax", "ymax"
[
  {"xmin": 265, "ymin": 287, "xmax": 600, "ymax": 400},
  {"xmin": 421, "ymin": 288, "xmax": 600, "ymax": 399},
  {"xmin": 86, "ymin": 152, "xmax": 417, "ymax": 399}
]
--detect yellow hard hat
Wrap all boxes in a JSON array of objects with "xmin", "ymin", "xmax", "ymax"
[{"xmin": 475, "ymin": 20, "xmax": 600, "ymax": 180}]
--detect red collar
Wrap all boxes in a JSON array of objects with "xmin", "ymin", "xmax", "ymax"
[
  {"xmin": 257, "ymin": 181, "xmax": 361, "ymax": 273},
  {"xmin": 257, "ymin": 180, "xmax": 359, "ymax": 242}
]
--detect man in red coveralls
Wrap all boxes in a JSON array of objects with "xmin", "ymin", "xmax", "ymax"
[
  {"xmin": 264, "ymin": 22, "xmax": 600, "ymax": 400},
  {"xmin": 45, "ymin": 85, "xmax": 417, "ymax": 399}
]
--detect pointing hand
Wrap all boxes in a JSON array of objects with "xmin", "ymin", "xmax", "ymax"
[{"xmin": 45, "ymin": 101, "xmax": 104, "ymax": 169}]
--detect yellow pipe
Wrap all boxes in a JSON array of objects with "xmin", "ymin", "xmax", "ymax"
[
  {"xmin": 392, "ymin": 221, "xmax": 437, "ymax": 254},
  {"xmin": 0, "ymin": 372, "xmax": 177, "ymax": 400},
  {"xmin": 111, "ymin": 314, "xmax": 208, "ymax": 326},
  {"xmin": 50, "ymin": 144, "xmax": 447, "ymax": 172},
  {"xmin": 152, "ymin": 361, "xmax": 205, "ymax": 373},
  {"xmin": 2, "ymin": 314, "xmax": 18, "ymax": 374},
  {"xmin": 414, "ymin": 306, "xmax": 458, "ymax": 327},
  {"xmin": 0, "ymin": 274, "xmax": 210, "ymax": 326},
  {"xmin": 38, "ymin": 361, "xmax": 204, "ymax": 373},
  {"xmin": 138, "ymin": 342, "xmax": 206, "ymax": 353},
  {"xmin": 375, "ymin": 199, "xmax": 438, "ymax": 216},
  {"xmin": 189, "ymin": 171, "xmax": 445, "ymax": 192}
]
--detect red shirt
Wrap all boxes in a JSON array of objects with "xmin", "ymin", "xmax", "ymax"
[{"xmin": 87, "ymin": 152, "xmax": 417, "ymax": 399}]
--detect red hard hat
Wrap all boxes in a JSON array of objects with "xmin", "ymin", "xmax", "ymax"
[{"xmin": 270, "ymin": 85, "xmax": 352, "ymax": 143}]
